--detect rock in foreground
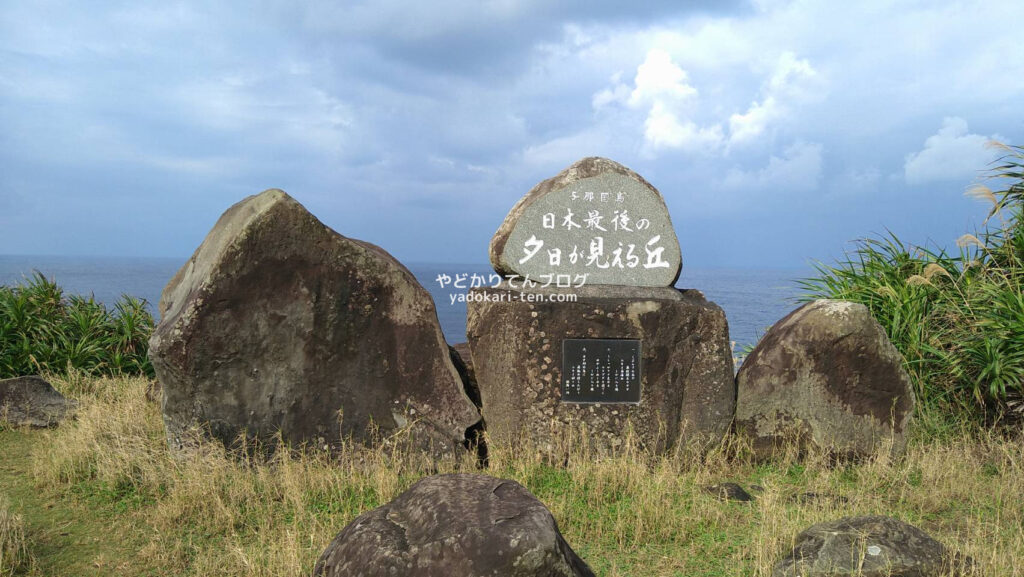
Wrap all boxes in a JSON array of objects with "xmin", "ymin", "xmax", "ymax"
[
  {"xmin": 736, "ymin": 300, "xmax": 915, "ymax": 460},
  {"xmin": 149, "ymin": 189, "xmax": 480, "ymax": 455},
  {"xmin": 773, "ymin": 515, "xmax": 972, "ymax": 577},
  {"xmin": 0, "ymin": 375, "xmax": 77, "ymax": 427},
  {"xmin": 314, "ymin": 473, "xmax": 595, "ymax": 577}
]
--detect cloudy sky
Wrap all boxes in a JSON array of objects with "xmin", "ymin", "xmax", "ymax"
[{"xmin": 2, "ymin": 0, "xmax": 1022, "ymax": 268}]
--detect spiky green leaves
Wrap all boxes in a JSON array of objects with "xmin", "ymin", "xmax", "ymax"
[{"xmin": 0, "ymin": 273, "xmax": 154, "ymax": 378}]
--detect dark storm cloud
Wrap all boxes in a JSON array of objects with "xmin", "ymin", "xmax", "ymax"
[{"xmin": 273, "ymin": 0, "xmax": 749, "ymax": 77}]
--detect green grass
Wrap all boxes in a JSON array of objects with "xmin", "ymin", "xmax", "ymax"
[
  {"xmin": 0, "ymin": 272, "xmax": 154, "ymax": 380},
  {"xmin": 799, "ymin": 142, "xmax": 1024, "ymax": 427},
  {"xmin": 1, "ymin": 374, "xmax": 1018, "ymax": 576}
]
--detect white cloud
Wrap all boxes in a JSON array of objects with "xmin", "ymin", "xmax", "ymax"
[
  {"xmin": 768, "ymin": 52, "xmax": 818, "ymax": 98},
  {"xmin": 728, "ymin": 52, "xmax": 818, "ymax": 146},
  {"xmin": 904, "ymin": 117, "xmax": 1000, "ymax": 185},
  {"xmin": 728, "ymin": 97, "xmax": 779, "ymax": 146},
  {"xmin": 628, "ymin": 48, "xmax": 697, "ymax": 106},
  {"xmin": 722, "ymin": 141, "xmax": 824, "ymax": 192},
  {"xmin": 644, "ymin": 102, "xmax": 724, "ymax": 152},
  {"xmin": 591, "ymin": 72, "xmax": 630, "ymax": 109},
  {"xmin": 593, "ymin": 48, "xmax": 723, "ymax": 153},
  {"xmin": 591, "ymin": 49, "xmax": 699, "ymax": 112},
  {"xmin": 591, "ymin": 46, "xmax": 822, "ymax": 154}
]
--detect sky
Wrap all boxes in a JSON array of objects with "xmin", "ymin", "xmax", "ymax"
[{"xmin": 2, "ymin": 0, "xmax": 1023, "ymax": 269}]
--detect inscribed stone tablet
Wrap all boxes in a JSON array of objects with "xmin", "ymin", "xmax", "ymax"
[{"xmin": 490, "ymin": 157, "xmax": 682, "ymax": 287}]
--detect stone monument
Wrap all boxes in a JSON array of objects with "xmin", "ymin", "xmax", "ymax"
[{"xmin": 467, "ymin": 158, "xmax": 734, "ymax": 454}]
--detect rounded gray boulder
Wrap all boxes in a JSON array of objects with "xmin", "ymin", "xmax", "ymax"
[
  {"xmin": 773, "ymin": 515, "xmax": 973, "ymax": 577},
  {"xmin": 0, "ymin": 375, "xmax": 77, "ymax": 427},
  {"xmin": 313, "ymin": 473, "xmax": 595, "ymax": 577}
]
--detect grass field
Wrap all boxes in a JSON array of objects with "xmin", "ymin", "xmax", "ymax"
[{"xmin": 1, "ymin": 374, "xmax": 1021, "ymax": 576}]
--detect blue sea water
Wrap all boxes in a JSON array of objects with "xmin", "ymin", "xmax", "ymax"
[{"xmin": 0, "ymin": 255, "xmax": 807, "ymax": 350}]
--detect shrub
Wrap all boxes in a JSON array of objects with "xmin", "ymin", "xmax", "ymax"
[
  {"xmin": 800, "ymin": 142, "xmax": 1024, "ymax": 426},
  {"xmin": 0, "ymin": 272, "xmax": 155, "ymax": 379}
]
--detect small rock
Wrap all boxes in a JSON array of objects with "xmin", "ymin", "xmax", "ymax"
[
  {"xmin": 773, "ymin": 515, "xmax": 973, "ymax": 577},
  {"xmin": 704, "ymin": 483, "xmax": 754, "ymax": 502},
  {"xmin": 314, "ymin": 473, "xmax": 595, "ymax": 577},
  {"xmin": 0, "ymin": 375, "xmax": 77, "ymax": 427}
]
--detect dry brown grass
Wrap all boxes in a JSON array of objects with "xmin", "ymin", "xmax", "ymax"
[
  {"xmin": 0, "ymin": 493, "xmax": 30, "ymax": 577},
  {"xmin": 18, "ymin": 375, "xmax": 1024, "ymax": 576}
]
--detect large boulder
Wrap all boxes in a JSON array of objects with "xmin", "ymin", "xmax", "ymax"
[
  {"xmin": 490, "ymin": 157, "xmax": 682, "ymax": 287},
  {"xmin": 0, "ymin": 375, "xmax": 77, "ymax": 427},
  {"xmin": 313, "ymin": 473, "xmax": 595, "ymax": 577},
  {"xmin": 773, "ymin": 515, "xmax": 972, "ymax": 577},
  {"xmin": 467, "ymin": 284, "xmax": 734, "ymax": 454},
  {"xmin": 736, "ymin": 300, "xmax": 915, "ymax": 460},
  {"xmin": 148, "ymin": 189, "xmax": 480, "ymax": 454}
]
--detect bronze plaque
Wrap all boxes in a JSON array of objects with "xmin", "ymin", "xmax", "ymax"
[{"xmin": 561, "ymin": 338, "xmax": 641, "ymax": 403}]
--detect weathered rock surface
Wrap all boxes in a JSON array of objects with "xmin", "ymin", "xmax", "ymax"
[
  {"xmin": 148, "ymin": 189, "xmax": 480, "ymax": 454},
  {"xmin": 466, "ymin": 284, "xmax": 734, "ymax": 454},
  {"xmin": 490, "ymin": 157, "xmax": 682, "ymax": 287},
  {"xmin": 0, "ymin": 375, "xmax": 77, "ymax": 427},
  {"xmin": 773, "ymin": 515, "xmax": 973, "ymax": 577},
  {"xmin": 736, "ymin": 300, "xmax": 914, "ymax": 460},
  {"xmin": 313, "ymin": 473, "xmax": 595, "ymax": 577},
  {"xmin": 449, "ymin": 343, "xmax": 486, "ymax": 461},
  {"xmin": 450, "ymin": 343, "xmax": 480, "ymax": 408}
]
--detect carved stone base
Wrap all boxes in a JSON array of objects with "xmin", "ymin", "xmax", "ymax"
[{"xmin": 466, "ymin": 284, "xmax": 734, "ymax": 455}]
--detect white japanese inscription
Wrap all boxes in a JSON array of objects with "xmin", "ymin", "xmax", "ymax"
[
  {"xmin": 519, "ymin": 234, "xmax": 544, "ymax": 264},
  {"xmin": 495, "ymin": 162, "xmax": 682, "ymax": 287},
  {"xmin": 516, "ymin": 189, "xmax": 672, "ymax": 272}
]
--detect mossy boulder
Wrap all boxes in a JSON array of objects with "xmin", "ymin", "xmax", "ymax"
[
  {"xmin": 774, "ymin": 515, "xmax": 972, "ymax": 576},
  {"xmin": 736, "ymin": 300, "xmax": 914, "ymax": 460}
]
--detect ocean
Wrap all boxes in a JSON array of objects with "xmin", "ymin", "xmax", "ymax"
[{"xmin": 0, "ymin": 255, "xmax": 807, "ymax": 350}]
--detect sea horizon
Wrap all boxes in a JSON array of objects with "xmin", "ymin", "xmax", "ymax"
[{"xmin": 0, "ymin": 253, "xmax": 810, "ymax": 349}]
